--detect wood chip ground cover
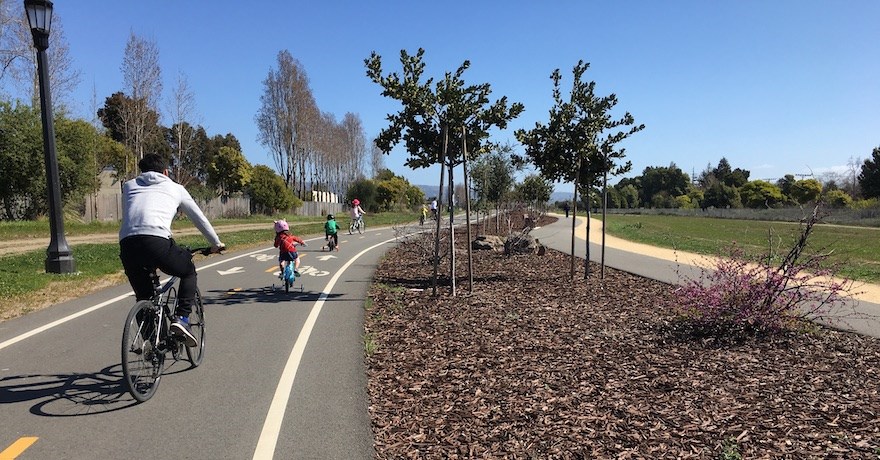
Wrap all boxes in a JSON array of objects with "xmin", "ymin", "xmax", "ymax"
[{"xmin": 365, "ymin": 216, "xmax": 880, "ymax": 459}]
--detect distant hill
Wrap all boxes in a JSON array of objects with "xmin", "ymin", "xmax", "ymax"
[
  {"xmin": 550, "ymin": 191, "xmax": 573, "ymax": 203},
  {"xmin": 417, "ymin": 185, "xmax": 440, "ymax": 201},
  {"xmin": 417, "ymin": 184, "xmax": 573, "ymax": 205}
]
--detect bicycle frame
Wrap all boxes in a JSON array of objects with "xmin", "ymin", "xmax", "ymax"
[{"xmin": 145, "ymin": 272, "xmax": 181, "ymax": 350}]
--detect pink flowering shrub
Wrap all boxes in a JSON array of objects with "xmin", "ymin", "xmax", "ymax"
[{"xmin": 672, "ymin": 206, "xmax": 860, "ymax": 340}]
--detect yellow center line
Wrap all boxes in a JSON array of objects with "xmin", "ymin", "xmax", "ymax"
[{"xmin": 0, "ymin": 437, "xmax": 38, "ymax": 459}]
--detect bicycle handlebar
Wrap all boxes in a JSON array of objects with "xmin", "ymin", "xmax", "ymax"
[{"xmin": 188, "ymin": 246, "xmax": 226, "ymax": 256}]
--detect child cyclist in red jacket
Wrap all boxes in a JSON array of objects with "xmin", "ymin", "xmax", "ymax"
[{"xmin": 273, "ymin": 219, "xmax": 306, "ymax": 277}]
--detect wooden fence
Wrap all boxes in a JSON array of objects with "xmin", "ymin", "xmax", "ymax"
[{"xmin": 83, "ymin": 194, "xmax": 344, "ymax": 222}]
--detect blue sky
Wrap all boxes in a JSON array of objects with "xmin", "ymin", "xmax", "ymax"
[{"xmin": 51, "ymin": 1, "xmax": 880, "ymax": 193}]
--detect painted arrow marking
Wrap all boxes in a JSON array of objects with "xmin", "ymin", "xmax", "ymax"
[
  {"xmin": 315, "ymin": 254, "xmax": 337, "ymax": 261},
  {"xmin": 217, "ymin": 266, "xmax": 244, "ymax": 275}
]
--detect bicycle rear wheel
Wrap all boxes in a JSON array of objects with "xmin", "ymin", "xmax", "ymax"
[
  {"xmin": 185, "ymin": 289, "xmax": 206, "ymax": 366},
  {"xmin": 283, "ymin": 264, "xmax": 293, "ymax": 293},
  {"xmin": 122, "ymin": 300, "xmax": 164, "ymax": 402}
]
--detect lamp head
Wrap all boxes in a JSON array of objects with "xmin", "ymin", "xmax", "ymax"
[{"xmin": 24, "ymin": 0, "xmax": 53, "ymax": 50}]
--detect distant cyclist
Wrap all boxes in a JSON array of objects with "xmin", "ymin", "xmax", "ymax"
[
  {"xmin": 430, "ymin": 198, "xmax": 438, "ymax": 220},
  {"xmin": 419, "ymin": 204, "xmax": 429, "ymax": 226},
  {"xmin": 119, "ymin": 153, "xmax": 225, "ymax": 347},
  {"xmin": 324, "ymin": 214, "xmax": 339, "ymax": 251},
  {"xmin": 350, "ymin": 199, "xmax": 366, "ymax": 228}
]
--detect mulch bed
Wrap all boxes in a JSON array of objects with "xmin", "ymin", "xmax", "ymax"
[{"xmin": 365, "ymin": 214, "xmax": 880, "ymax": 459}]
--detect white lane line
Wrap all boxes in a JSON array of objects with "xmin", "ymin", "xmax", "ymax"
[
  {"xmin": 0, "ymin": 246, "xmax": 273, "ymax": 352},
  {"xmin": 0, "ymin": 292, "xmax": 133, "ymax": 352},
  {"xmin": 252, "ymin": 237, "xmax": 396, "ymax": 460}
]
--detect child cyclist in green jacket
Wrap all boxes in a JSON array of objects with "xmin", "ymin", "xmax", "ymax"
[{"xmin": 324, "ymin": 214, "xmax": 339, "ymax": 251}]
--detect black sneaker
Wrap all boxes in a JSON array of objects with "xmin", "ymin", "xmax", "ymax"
[{"xmin": 170, "ymin": 316, "xmax": 198, "ymax": 347}]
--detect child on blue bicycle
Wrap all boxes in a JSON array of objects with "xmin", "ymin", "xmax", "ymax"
[{"xmin": 273, "ymin": 219, "xmax": 305, "ymax": 278}]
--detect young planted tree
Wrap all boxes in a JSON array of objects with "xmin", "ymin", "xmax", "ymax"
[
  {"xmin": 514, "ymin": 174, "xmax": 554, "ymax": 208},
  {"xmin": 470, "ymin": 144, "xmax": 517, "ymax": 232},
  {"xmin": 516, "ymin": 60, "xmax": 643, "ymax": 280},
  {"xmin": 366, "ymin": 48, "xmax": 524, "ymax": 295}
]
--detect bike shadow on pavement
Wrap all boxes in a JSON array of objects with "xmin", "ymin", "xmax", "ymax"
[
  {"xmin": 203, "ymin": 287, "xmax": 344, "ymax": 306},
  {"xmin": 0, "ymin": 363, "xmax": 142, "ymax": 416}
]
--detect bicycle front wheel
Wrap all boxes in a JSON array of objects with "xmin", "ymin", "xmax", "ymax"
[
  {"xmin": 357, "ymin": 220, "xmax": 365, "ymax": 234},
  {"xmin": 122, "ymin": 300, "xmax": 164, "ymax": 402},
  {"xmin": 185, "ymin": 289, "xmax": 206, "ymax": 366}
]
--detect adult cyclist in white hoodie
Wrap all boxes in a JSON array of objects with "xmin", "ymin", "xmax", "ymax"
[{"xmin": 119, "ymin": 153, "xmax": 225, "ymax": 346}]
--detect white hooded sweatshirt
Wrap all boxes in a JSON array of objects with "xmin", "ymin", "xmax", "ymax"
[{"xmin": 119, "ymin": 171, "xmax": 221, "ymax": 245}]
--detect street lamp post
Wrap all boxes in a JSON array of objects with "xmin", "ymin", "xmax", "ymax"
[{"xmin": 24, "ymin": 0, "xmax": 75, "ymax": 273}]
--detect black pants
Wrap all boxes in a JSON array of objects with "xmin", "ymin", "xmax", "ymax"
[{"xmin": 120, "ymin": 235, "xmax": 198, "ymax": 317}]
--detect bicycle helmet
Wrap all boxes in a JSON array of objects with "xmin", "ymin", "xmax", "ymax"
[
  {"xmin": 273, "ymin": 219, "xmax": 289, "ymax": 233},
  {"xmin": 327, "ymin": 214, "xmax": 334, "ymax": 220},
  {"xmin": 352, "ymin": 199, "xmax": 360, "ymax": 206}
]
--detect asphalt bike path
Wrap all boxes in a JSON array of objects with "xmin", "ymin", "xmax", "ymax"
[
  {"xmin": 0, "ymin": 226, "xmax": 398, "ymax": 459},
  {"xmin": 531, "ymin": 214, "xmax": 880, "ymax": 338}
]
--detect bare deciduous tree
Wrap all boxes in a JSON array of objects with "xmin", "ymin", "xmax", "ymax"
[
  {"xmin": 342, "ymin": 112, "xmax": 366, "ymax": 182},
  {"xmin": 369, "ymin": 137, "xmax": 385, "ymax": 179},
  {"xmin": 0, "ymin": 2, "xmax": 79, "ymax": 111},
  {"xmin": 119, "ymin": 32, "xmax": 162, "ymax": 161},
  {"xmin": 256, "ymin": 49, "xmax": 313, "ymax": 196},
  {"xmin": 257, "ymin": 49, "xmax": 367, "ymax": 200},
  {"xmin": 167, "ymin": 70, "xmax": 201, "ymax": 186}
]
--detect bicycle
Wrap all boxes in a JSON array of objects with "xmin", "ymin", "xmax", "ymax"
[
  {"xmin": 324, "ymin": 233, "xmax": 338, "ymax": 252},
  {"xmin": 277, "ymin": 241, "xmax": 306, "ymax": 293},
  {"xmin": 349, "ymin": 216, "xmax": 365, "ymax": 234},
  {"xmin": 121, "ymin": 246, "xmax": 219, "ymax": 402},
  {"xmin": 279, "ymin": 259, "xmax": 299, "ymax": 293}
]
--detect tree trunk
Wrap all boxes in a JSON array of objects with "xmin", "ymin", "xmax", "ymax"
[
  {"xmin": 601, "ymin": 169, "xmax": 608, "ymax": 279},
  {"xmin": 432, "ymin": 125, "xmax": 448, "ymax": 297},
  {"xmin": 585, "ymin": 186, "xmax": 591, "ymax": 280},
  {"xmin": 570, "ymin": 181, "xmax": 578, "ymax": 281},
  {"xmin": 448, "ymin": 152, "xmax": 456, "ymax": 297},
  {"xmin": 462, "ymin": 127, "xmax": 473, "ymax": 292}
]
